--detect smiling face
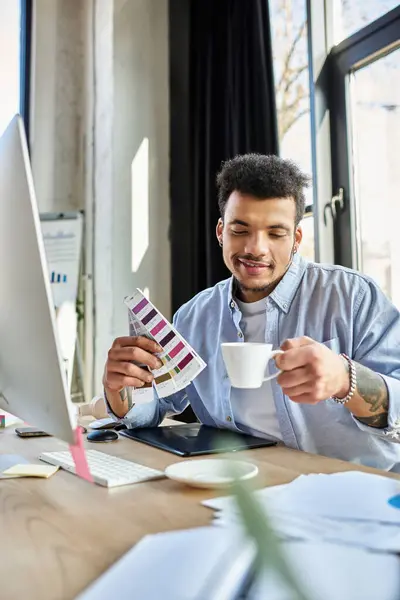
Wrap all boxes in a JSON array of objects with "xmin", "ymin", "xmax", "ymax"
[{"xmin": 216, "ymin": 191, "xmax": 302, "ymax": 302}]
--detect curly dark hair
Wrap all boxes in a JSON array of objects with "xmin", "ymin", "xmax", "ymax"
[{"xmin": 216, "ymin": 153, "xmax": 310, "ymax": 227}]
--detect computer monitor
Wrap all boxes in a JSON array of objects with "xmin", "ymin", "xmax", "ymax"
[{"xmin": 0, "ymin": 115, "xmax": 76, "ymax": 444}]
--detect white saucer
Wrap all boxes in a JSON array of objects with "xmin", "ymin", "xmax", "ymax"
[{"xmin": 164, "ymin": 458, "xmax": 259, "ymax": 489}]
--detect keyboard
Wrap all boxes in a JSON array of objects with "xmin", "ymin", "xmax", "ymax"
[{"xmin": 39, "ymin": 449, "xmax": 165, "ymax": 488}]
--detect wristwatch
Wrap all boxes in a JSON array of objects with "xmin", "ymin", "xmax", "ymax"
[{"xmin": 332, "ymin": 354, "xmax": 357, "ymax": 404}]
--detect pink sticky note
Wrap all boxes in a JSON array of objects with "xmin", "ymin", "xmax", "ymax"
[{"xmin": 69, "ymin": 426, "xmax": 93, "ymax": 483}]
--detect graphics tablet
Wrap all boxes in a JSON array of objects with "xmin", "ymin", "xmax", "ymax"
[{"xmin": 119, "ymin": 423, "xmax": 277, "ymax": 456}]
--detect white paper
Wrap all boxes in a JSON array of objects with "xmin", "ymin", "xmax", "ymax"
[
  {"xmin": 202, "ymin": 481, "xmax": 290, "ymax": 511},
  {"xmin": 55, "ymin": 300, "xmax": 77, "ymax": 391},
  {"xmin": 125, "ymin": 289, "xmax": 206, "ymax": 399},
  {"xmin": 204, "ymin": 471, "xmax": 400, "ymax": 553},
  {"xmin": 248, "ymin": 541, "xmax": 400, "ymax": 600},
  {"xmin": 76, "ymin": 525, "xmax": 400, "ymax": 600},
  {"xmin": 204, "ymin": 472, "xmax": 400, "ymax": 524},
  {"xmin": 261, "ymin": 471, "xmax": 400, "ymax": 524},
  {"xmin": 77, "ymin": 526, "xmax": 253, "ymax": 600},
  {"xmin": 211, "ymin": 506, "xmax": 400, "ymax": 553},
  {"xmin": 41, "ymin": 215, "xmax": 83, "ymax": 309}
]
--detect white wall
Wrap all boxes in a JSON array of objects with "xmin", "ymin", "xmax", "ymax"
[
  {"xmin": 30, "ymin": 0, "xmax": 171, "ymax": 397},
  {"xmin": 93, "ymin": 0, "xmax": 114, "ymax": 393},
  {"xmin": 112, "ymin": 0, "xmax": 170, "ymax": 333},
  {"xmin": 30, "ymin": 0, "xmax": 84, "ymax": 213},
  {"xmin": 93, "ymin": 0, "xmax": 170, "ymax": 392}
]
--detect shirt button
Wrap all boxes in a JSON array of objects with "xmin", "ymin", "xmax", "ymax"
[
  {"xmin": 237, "ymin": 331, "xmax": 243, "ymax": 338},
  {"xmin": 226, "ymin": 416, "xmax": 232, "ymax": 422},
  {"xmin": 230, "ymin": 300, "xmax": 235, "ymax": 309}
]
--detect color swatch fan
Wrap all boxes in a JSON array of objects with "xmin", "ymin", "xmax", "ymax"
[{"xmin": 124, "ymin": 290, "xmax": 206, "ymax": 400}]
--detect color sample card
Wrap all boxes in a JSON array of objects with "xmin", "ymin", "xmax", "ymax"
[{"xmin": 124, "ymin": 290, "xmax": 206, "ymax": 400}]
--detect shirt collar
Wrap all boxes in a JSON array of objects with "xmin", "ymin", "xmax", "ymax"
[{"xmin": 227, "ymin": 253, "xmax": 307, "ymax": 314}]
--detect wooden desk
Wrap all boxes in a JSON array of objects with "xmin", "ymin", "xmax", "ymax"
[{"xmin": 1, "ymin": 424, "xmax": 399, "ymax": 600}]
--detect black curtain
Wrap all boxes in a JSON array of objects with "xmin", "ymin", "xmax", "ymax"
[{"xmin": 169, "ymin": 0, "xmax": 278, "ymax": 315}]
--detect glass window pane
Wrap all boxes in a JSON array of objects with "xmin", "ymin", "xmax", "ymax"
[
  {"xmin": 269, "ymin": 0, "xmax": 314, "ymax": 260},
  {"xmin": 350, "ymin": 47, "xmax": 400, "ymax": 306},
  {"xmin": 334, "ymin": 0, "xmax": 399, "ymax": 46},
  {"xmin": 0, "ymin": 0, "xmax": 21, "ymax": 137}
]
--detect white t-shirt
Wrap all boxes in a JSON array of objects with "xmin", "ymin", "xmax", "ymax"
[{"xmin": 230, "ymin": 297, "xmax": 282, "ymax": 441}]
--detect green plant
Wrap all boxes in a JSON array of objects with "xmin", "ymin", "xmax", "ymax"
[
  {"xmin": 231, "ymin": 472, "xmax": 310, "ymax": 600},
  {"xmin": 211, "ymin": 432, "xmax": 310, "ymax": 597}
]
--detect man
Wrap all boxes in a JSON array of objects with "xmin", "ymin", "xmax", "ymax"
[{"xmin": 104, "ymin": 154, "xmax": 400, "ymax": 471}]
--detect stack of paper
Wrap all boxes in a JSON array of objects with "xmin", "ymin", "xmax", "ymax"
[
  {"xmin": 0, "ymin": 455, "xmax": 59, "ymax": 479},
  {"xmin": 77, "ymin": 525, "xmax": 400, "ymax": 600},
  {"xmin": 203, "ymin": 471, "xmax": 400, "ymax": 553},
  {"xmin": 124, "ymin": 289, "xmax": 206, "ymax": 401},
  {"xmin": 77, "ymin": 470, "xmax": 400, "ymax": 600},
  {"xmin": 246, "ymin": 540, "xmax": 400, "ymax": 600},
  {"xmin": 77, "ymin": 526, "xmax": 254, "ymax": 600}
]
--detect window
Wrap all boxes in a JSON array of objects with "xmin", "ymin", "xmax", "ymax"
[
  {"xmin": 327, "ymin": 2, "xmax": 400, "ymax": 305},
  {"xmin": 350, "ymin": 49, "xmax": 400, "ymax": 305},
  {"xmin": 0, "ymin": 0, "xmax": 30, "ymax": 138},
  {"xmin": 269, "ymin": 0, "xmax": 315, "ymax": 260},
  {"xmin": 333, "ymin": 0, "xmax": 400, "ymax": 46}
]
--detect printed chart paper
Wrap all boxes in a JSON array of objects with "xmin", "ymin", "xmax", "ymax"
[
  {"xmin": 40, "ymin": 214, "xmax": 83, "ymax": 309},
  {"xmin": 125, "ymin": 290, "xmax": 206, "ymax": 399}
]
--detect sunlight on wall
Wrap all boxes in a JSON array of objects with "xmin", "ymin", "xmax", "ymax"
[{"xmin": 131, "ymin": 137, "xmax": 149, "ymax": 272}]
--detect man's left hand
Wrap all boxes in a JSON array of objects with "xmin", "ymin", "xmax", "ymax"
[{"xmin": 275, "ymin": 337, "xmax": 349, "ymax": 404}]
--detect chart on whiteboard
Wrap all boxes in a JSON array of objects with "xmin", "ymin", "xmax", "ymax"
[
  {"xmin": 40, "ymin": 215, "xmax": 83, "ymax": 308},
  {"xmin": 125, "ymin": 290, "xmax": 206, "ymax": 400}
]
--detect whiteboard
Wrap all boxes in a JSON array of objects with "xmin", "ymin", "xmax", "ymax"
[{"xmin": 40, "ymin": 211, "xmax": 83, "ymax": 309}]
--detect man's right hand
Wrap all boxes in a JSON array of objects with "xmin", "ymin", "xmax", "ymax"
[{"xmin": 103, "ymin": 336, "xmax": 163, "ymax": 393}]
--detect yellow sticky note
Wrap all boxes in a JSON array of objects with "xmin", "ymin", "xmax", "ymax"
[{"xmin": 2, "ymin": 464, "xmax": 59, "ymax": 478}]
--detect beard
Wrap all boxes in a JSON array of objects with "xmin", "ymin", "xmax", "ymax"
[
  {"xmin": 234, "ymin": 275, "xmax": 281, "ymax": 296},
  {"xmin": 233, "ymin": 244, "xmax": 297, "ymax": 297}
]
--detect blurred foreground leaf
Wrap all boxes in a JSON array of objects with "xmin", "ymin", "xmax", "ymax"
[
  {"xmin": 231, "ymin": 472, "xmax": 311, "ymax": 600},
  {"xmin": 212, "ymin": 432, "xmax": 311, "ymax": 600}
]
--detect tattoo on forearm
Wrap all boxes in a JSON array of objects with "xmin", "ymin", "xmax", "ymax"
[
  {"xmin": 354, "ymin": 363, "xmax": 388, "ymax": 429},
  {"xmin": 119, "ymin": 387, "xmax": 134, "ymax": 411},
  {"xmin": 354, "ymin": 413, "xmax": 388, "ymax": 427},
  {"xmin": 119, "ymin": 388, "xmax": 127, "ymax": 402}
]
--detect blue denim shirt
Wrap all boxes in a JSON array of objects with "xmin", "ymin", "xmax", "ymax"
[{"xmin": 112, "ymin": 254, "xmax": 400, "ymax": 471}]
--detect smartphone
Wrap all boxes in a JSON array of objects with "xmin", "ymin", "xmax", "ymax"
[{"xmin": 15, "ymin": 426, "xmax": 52, "ymax": 438}]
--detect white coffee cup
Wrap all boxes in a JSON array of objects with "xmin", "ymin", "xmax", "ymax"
[{"xmin": 221, "ymin": 342, "xmax": 284, "ymax": 389}]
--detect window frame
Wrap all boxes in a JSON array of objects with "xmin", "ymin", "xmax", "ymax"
[
  {"xmin": 19, "ymin": 0, "xmax": 33, "ymax": 147},
  {"xmin": 329, "ymin": 4, "xmax": 400, "ymax": 267}
]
